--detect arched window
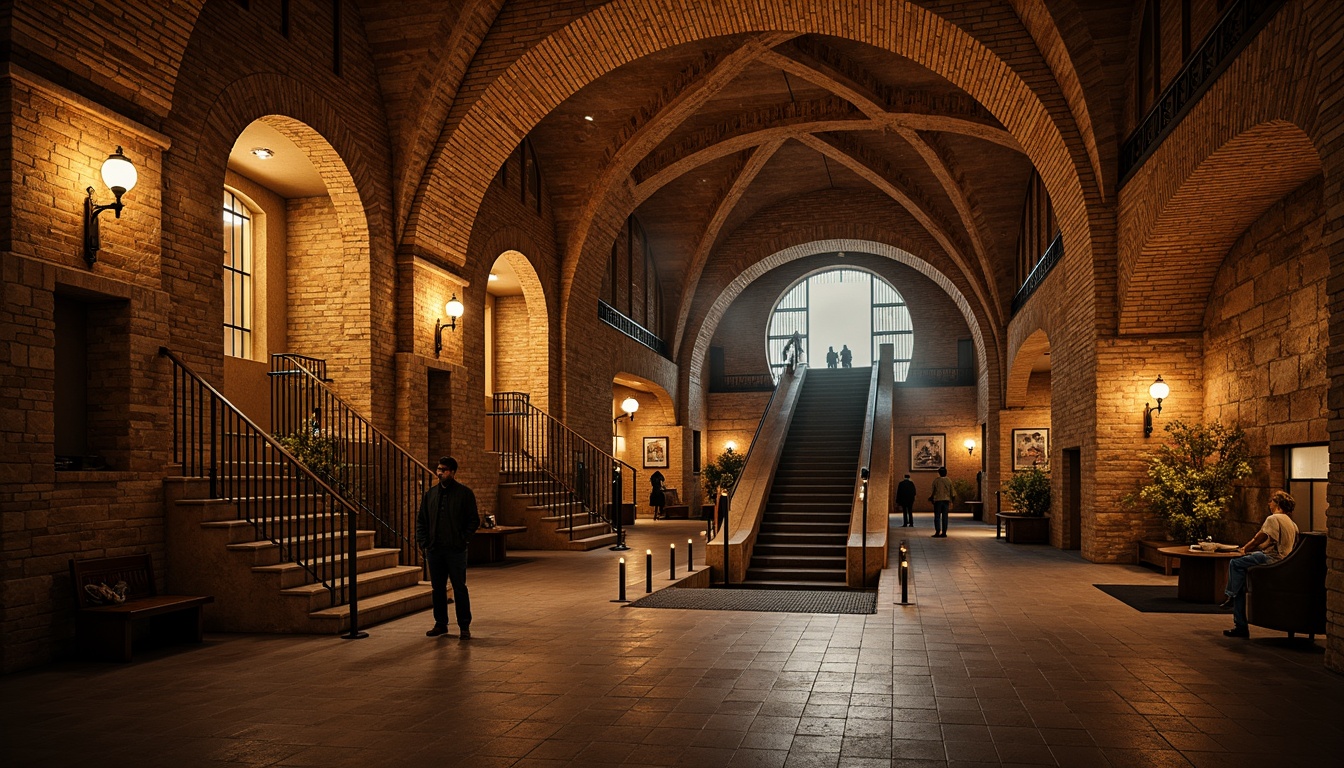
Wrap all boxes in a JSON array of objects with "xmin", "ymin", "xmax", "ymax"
[
  {"xmin": 766, "ymin": 267, "xmax": 913, "ymax": 381},
  {"xmin": 223, "ymin": 188, "xmax": 254, "ymax": 359}
]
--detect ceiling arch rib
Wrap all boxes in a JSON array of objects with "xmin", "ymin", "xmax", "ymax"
[
  {"xmin": 791, "ymin": 132, "xmax": 996, "ymax": 325},
  {"xmin": 563, "ymin": 32, "xmax": 797, "ymax": 290},
  {"xmin": 669, "ymin": 138, "xmax": 786, "ymax": 354}
]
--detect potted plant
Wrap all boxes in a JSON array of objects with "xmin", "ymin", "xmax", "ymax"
[
  {"xmin": 1133, "ymin": 419, "xmax": 1251, "ymax": 544},
  {"xmin": 951, "ymin": 478, "xmax": 976, "ymax": 512},
  {"xmin": 702, "ymin": 446, "xmax": 746, "ymax": 504},
  {"xmin": 1000, "ymin": 465, "xmax": 1051, "ymax": 543}
]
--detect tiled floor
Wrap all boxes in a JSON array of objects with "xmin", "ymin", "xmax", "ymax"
[{"xmin": 3, "ymin": 515, "xmax": 1341, "ymax": 767}]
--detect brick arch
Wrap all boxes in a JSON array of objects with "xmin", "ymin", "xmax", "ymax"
[
  {"xmin": 612, "ymin": 372, "xmax": 676, "ymax": 422},
  {"xmin": 490, "ymin": 248, "xmax": 551, "ymax": 411},
  {"xmin": 1119, "ymin": 120, "xmax": 1321, "ymax": 335},
  {"xmin": 688, "ymin": 238, "xmax": 988, "ymax": 403},
  {"xmin": 1005, "ymin": 328, "xmax": 1051, "ymax": 409},
  {"xmin": 163, "ymin": 71, "xmax": 395, "ymax": 424},
  {"xmin": 405, "ymin": 0, "xmax": 1096, "ymax": 315}
]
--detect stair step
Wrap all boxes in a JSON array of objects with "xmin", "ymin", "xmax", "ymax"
[
  {"xmin": 734, "ymin": 579, "xmax": 854, "ymax": 591},
  {"xmin": 307, "ymin": 583, "xmax": 435, "ymax": 633},
  {"xmin": 753, "ymin": 544, "xmax": 849, "ymax": 557},
  {"xmin": 751, "ymin": 556, "xmax": 846, "ymax": 569},
  {"xmin": 281, "ymin": 565, "xmax": 425, "ymax": 611},
  {"xmin": 744, "ymin": 567, "xmax": 846, "ymax": 581}
]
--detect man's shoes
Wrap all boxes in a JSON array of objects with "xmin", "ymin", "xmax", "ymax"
[
  {"xmin": 1223, "ymin": 626, "xmax": 1249, "ymax": 638},
  {"xmin": 1218, "ymin": 597, "xmax": 1234, "ymax": 610},
  {"xmin": 426, "ymin": 625, "xmax": 449, "ymax": 637},
  {"xmin": 458, "ymin": 627, "xmax": 471, "ymax": 639}
]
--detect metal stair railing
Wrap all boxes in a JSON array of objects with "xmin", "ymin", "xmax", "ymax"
[
  {"xmin": 488, "ymin": 392, "xmax": 635, "ymax": 540},
  {"xmin": 161, "ymin": 347, "xmax": 360, "ymax": 610},
  {"xmin": 269, "ymin": 353, "xmax": 431, "ymax": 569}
]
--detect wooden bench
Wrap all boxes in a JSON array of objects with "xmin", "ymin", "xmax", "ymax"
[
  {"xmin": 1135, "ymin": 539, "xmax": 1181, "ymax": 575},
  {"xmin": 468, "ymin": 525, "xmax": 527, "ymax": 564},
  {"xmin": 69, "ymin": 554, "xmax": 213, "ymax": 661}
]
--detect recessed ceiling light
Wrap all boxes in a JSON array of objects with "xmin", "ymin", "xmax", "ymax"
[
  {"xmin": 488, "ymin": 273, "xmax": 499, "ymax": 282},
  {"xmin": 250, "ymin": 147, "xmax": 275, "ymax": 160},
  {"xmin": 583, "ymin": 115, "xmax": 594, "ymax": 122}
]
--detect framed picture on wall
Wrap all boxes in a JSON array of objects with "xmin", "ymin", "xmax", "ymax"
[
  {"xmin": 910, "ymin": 434, "xmax": 945, "ymax": 471},
  {"xmin": 643, "ymin": 436, "xmax": 669, "ymax": 468},
  {"xmin": 1012, "ymin": 428, "xmax": 1049, "ymax": 471}
]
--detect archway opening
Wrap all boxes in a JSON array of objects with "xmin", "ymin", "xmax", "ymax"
[{"xmin": 486, "ymin": 250, "xmax": 549, "ymax": 412}]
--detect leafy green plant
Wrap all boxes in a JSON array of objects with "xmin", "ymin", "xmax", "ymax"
[
  {"xmin": 702, "ymin": 447, "xmax": 747, "ymax": 500},
  {"xmin": 1133, "ymin": 419, "xmax": 1251, "ymax": 544},
  {"xmin": 277, "ymin": 414, "xmax": 343, "ymax": 482},
  {"xmin": 1004, "ymin": 465, "xmax": 1051, "ymax": 517},
  {"xmin": 951, "ymin": 478, "xmax": 976, "ymax": 503}
]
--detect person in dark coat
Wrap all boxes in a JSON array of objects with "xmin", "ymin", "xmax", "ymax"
[
  {"xmin": 826, "ymin": 346, "xmax": 838, "ymax": 368},
  {"xmin": 415, "ymin": 456, "xmax": 480, "ymax": 639},
  {"xmin": 649, "ymin": 470, "xmax": 666, "ymax": 519},
  {"xmin": 839, "ymin": 345, "xmax": 853, "ymax": 368},
  {"xmin": 896, "ymin": 474, "xmax": 917, "ymax": 527}
]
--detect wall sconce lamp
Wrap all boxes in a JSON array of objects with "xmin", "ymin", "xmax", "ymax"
[
  {"xmin": 1143, "ymin": 375, "xmax": 1170, "ymax": 437},
  {"xmin": 724, "ymin": 440, "xmax": 737, "ymax": 453},
  {"xmin": 613, "ymin": 397, "xmax": 639, "ymax": 426},
  {"xmin": 434, "ymin": 294, "xmax": 465, "ymax": 357},
  {"xmin": 964, "ymin": 438, "xmax": 976, "ymax": 456},
  {"xmin": 84, "ymin": 146, "xmax": 138, "ymax": 267}
]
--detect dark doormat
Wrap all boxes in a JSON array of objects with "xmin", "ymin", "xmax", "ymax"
[
  {"xmin": 628, "ymin": 588, "xmax": 876, "ymax": 614},
  {"xmin": 1094, "ymin": 584, "xmax": 1224, "ymax": 614}
]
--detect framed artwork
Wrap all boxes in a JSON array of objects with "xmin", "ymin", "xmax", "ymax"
[
  {"xmin": 643, "ymin": 436, "xmax": 669, "ymax": 468},
  {"xmin": 910, "ymin": 434, "xmax": 945, "ymax": 472},
  {"xmin": 1012, "ymin": 428, "xmax": 1050, "ymax": 471}
]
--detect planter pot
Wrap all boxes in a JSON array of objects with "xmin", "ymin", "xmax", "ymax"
[{"xmin": 998, "ymin": 513, "xmax": 1050, "ymax": 544}]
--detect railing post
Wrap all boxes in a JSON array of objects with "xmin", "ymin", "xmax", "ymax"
[
  {"xmin": 610, "ymin": 464, "xmax": 629, "ymax": 551},
  {"xmin": 343, "ymin": 494, "xmax": 368, "ymax": 640}
]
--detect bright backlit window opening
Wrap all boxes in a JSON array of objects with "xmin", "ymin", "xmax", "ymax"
[
  {"xmin": 223, "ymin": 189, "xmax": 253, "ymax": 359},
  {"xmin": 766, "ymin": 267, "xmax": 912, "ymax": 382}
]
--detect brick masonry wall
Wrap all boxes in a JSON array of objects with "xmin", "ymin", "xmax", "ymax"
[{"xmin": 1203, "ymin": 177, "xmax": 1327, "ymax": 542}]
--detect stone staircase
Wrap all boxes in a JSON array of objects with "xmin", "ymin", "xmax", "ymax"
[
  {"xmin": 743, "ymin": 367, "xmax": 869, "ymax": 589},
  {"xmin": 495, "ymin": 466, "xmax": 618, "ymax": 550},
  {"xmin": 164, "ymin": 472, "xmax": 432, "ymax": 633}
]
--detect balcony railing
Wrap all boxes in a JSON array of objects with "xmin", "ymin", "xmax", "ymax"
[
  {"xmin": 899, "ymin": 366, "xmax": 976, "ymax": 387},
  {"xmin": 598, "ymin": 300, "xmax": 669, "ymax": 357},
  {"xmin": 709, "ymin": 373, "xmax": 777, "ymax": 392},
  {"xmin": 1119, "ymin": 0, "xmax": 1285, "ymax": 185},
  {"xmin": 1011, "ymin": 233, "xmax": 1063, "ymax": 316}
]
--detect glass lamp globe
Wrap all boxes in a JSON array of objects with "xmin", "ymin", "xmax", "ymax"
[
  {"xmin": 445, "ymin": 294, "xmax": 464, "ymax": 319},
  {"xmin": 1149, "ymin": 376, "xmax": 1169, "ymax": 401},
  {"xmin": 101, "ymin": 147, "xmax": 137, "ymax": 195},
  {"xmin": 620, "ymin": 397, "xmax": 639, "ymax": 416}
]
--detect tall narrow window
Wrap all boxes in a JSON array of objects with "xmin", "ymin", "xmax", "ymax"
[
  {"xmin": 223, "ymin": 189, "xmax": 254, "ymax": 359},
  {"xmin": 1285, "ymin": 445, "xmax": 1328, "ymax": 532}
]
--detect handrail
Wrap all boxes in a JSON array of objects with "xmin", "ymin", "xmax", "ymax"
[
  {"xmin": 724, "ymin": 365, "xmax": 792, "ymax": 512},
  {"xmin": 488, "ymin": 392, "xmax": 635, "ymax": 540},
  {"xmin": 269, "ymin": 354, "xmax": 432, "ymax": 569},
  {"xmin": 853, "ymin": 361, "xmax": 880, "ymax": 589},
  {"xmin": 598, "ymin": 300, "xmax": 669, "ymax": 357},
  {"xmin": 161, "ymin": 347, "xmax": 360, "ymax": 610},
  {"xmin": 1010, "ymin": 232, "xmax": 1063, "ymax": 316}
]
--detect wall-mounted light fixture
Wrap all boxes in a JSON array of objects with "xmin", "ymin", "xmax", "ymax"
[
  {"xmin": 1143, "ymin": 375, "xmax": 1169, "ymax": 437},
  {"xmin": 964, "ymin": 438, "xmax": 976, "ymax": 456},
  {"xmin": 724, "ymin": 440, "xmax": 737, "ymax": 453},
  {"xmin": 84, "ymin": 146, "xmax": 138, "ymax": 267},
  {"xmin": 434, "ymin": 294, "xmax": 465, "ymax": 357},
  {"xmin": 613, "ymin": 397, "xmax": 639, "ymax": 425}
]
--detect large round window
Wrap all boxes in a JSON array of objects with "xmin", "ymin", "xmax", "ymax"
[{"xmin": 766, "ymin": 267, "xmax": 912, "ymax": 381}]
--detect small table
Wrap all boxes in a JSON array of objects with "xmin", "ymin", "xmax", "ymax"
[
  {"xmin": 1157, "ymin": 546, "xmax": 1240, "ymax": 603},
  {"xmin": 469, "ymin": 525, "xmax": 527, "ymax": 565}
]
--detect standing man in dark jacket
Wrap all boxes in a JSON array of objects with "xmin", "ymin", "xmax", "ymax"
[
  {"xmin": 416, "ymin": 456, "xmax": 480, "ymax": 639},
  {"xmin": 896, "ymin": 475, "xmax": 917, "ymax": 528}
]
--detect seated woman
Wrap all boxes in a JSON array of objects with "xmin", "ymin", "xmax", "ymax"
[{"xmin": 649, "ymin": 470, "xmax": 666, "ymax": 520}]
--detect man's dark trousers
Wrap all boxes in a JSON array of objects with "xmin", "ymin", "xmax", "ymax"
[{"xmin": 427, "ymin": 547, "xmax": 471, "ymax": 629}]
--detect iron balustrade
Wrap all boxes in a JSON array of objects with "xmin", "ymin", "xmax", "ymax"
[
  {"xmin": 489, "ymin": 392, "xmax": 634, "ymax": 540},
  {"xmin": 269, "ymin": 354, "xmax": 431, "ymax": 570},
  {"xmin": 598, "ymin": 300, "xmax": 669, "ymax": 357},
  {"xmin": 710, "ymin": 372, "xmax": 777, "ymax": 392},
  {"xmin": 1010, "ymin": 232, "xmax": 1063, "ymax": 316},
  {"xmin": 899, "ymin": 366, "xmax": 976, "ymax": 387},
  {"xmin": 1119, "ymin": 0, "xmax": 1285, "ymax": 185},
  {"xmin": 161, "ymin": 347, "xmax": 361, "ymax": 611}
]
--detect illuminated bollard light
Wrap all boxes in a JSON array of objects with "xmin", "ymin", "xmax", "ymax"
[
  {"xmin": 612, "ymin": 557, "xmax": 628, "ymax": 603},
  {"xmin": 687, "ymin": 538, "xmax": 694, "ymax": 571},
  {"xmin": 670, "ymin": 543, "xmax": 677, "ymax": 580},
  {"xmin": 645, "ymin": 549, "xmax": 653, "ymax": 593}
]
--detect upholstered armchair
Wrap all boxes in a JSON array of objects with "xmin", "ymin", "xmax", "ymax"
[{"xmin": 1246, "ymin": 532, "xmax": 1327, "ymax": 639}]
